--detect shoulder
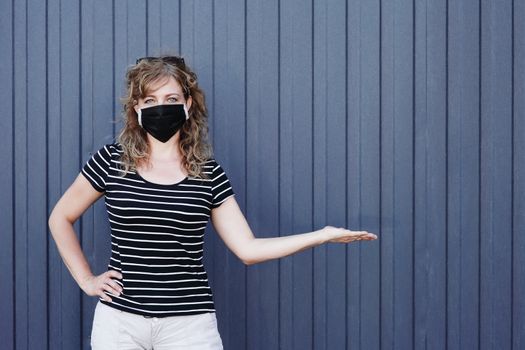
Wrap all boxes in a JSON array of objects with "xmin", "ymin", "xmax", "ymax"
[
  {"xmin": 203, "ymin": 158, "xmax": 219, "ymax": 168},
  {"xmin": 199, "ymin": 159, "xmax": 234, "ymax": 183},
  {"xmin": 85, "ymin": 142, "xmax": 122, "ymax": 167},
  {"xmin": 199, "ymin": 159, "xmax": 217, "ymax": 178},
  {"xmin": 202, "ymin": 158, "xmax": 228, "ymax": 174},
  {"xmin": 107, "ymin": 142, "xmax": 123, "ymax": 154},
  {"xmin": 204, "ymin": 158, "xmax": 235, "ymax": 205},
  {"xmin": 97, "ymin": 142, "xmax": 123, "ymax": 159}
]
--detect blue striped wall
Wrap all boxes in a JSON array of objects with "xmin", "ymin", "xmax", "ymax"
[{"xmin": 1, "ymin": 0, "xmax": 524, "ymax": 349}]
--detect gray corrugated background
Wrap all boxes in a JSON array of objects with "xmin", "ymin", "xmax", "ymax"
[{"xmin": 0, "ymin": 0, "xmax": 524, "ymax": 349}]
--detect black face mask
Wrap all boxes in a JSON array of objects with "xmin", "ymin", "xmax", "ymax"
[{"xmin": 138, "ymin": 104, "xmax": 189, "ymax": 143}]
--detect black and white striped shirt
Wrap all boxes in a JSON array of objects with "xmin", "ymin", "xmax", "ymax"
[{"xmin": 81, "ymin": 143, "xmax": 235, "ymax": 317}]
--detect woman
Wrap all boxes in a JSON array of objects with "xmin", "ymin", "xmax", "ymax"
[{"xmin": 48, "ymin": 55, "xmax": 377, "ymax": 349}]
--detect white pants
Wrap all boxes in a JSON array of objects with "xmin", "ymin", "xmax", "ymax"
[{"xmin": 90, "ymin": 301, "xmax": 224, "ymax": 349}]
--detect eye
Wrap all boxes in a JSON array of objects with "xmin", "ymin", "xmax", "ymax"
[
  {"xmin": 144, "ymin": 98, "xmax": 155, "ymax": 104},
  {"xmin": 167, "ymin": 97, "xmax": 179, "ymax": 103}
]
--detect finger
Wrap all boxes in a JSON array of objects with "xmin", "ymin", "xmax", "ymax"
[
  {"xmin": 348, "ymin": 233, "xmax": 367, "ymax": 240},
  {"xmin": 357, "ymin": 232, "xmax": 377, "ymax": 239},
  {"xmin": 356, "ymin": 234, "xmax": 374, "ymax": 240},
  {"xmin": 347, "ymin": 230, "xmax": 368, "ymax": 236},
  {"xmin": 345, "ymin": 237, "xmax": 361, "ymax": 243},
  {"xmin": 102, "ymin": 283, "xmax": 122, "ymax": 297},
  {"xmin": 345, "ymin": 235, "xmax": 367, "ymax": 243},
  {"xmin": 98, "ymin": 291, "xmax": 112, "ymax": 302},
  {"xmin": 108, "ymin": 270, "xmax": 123, "ymax": 280},
  {"xmin": 104, "ymin": 278, "xmax": 123, "ymax": 293},
  {"xmin": 106, "ymin": 281, "xmax": 123, "ymax": 295},
  {"xmin": 357, "ymin": 235, "xmax": 376, "ymax": 241},
  {"xmin": 106, "ymin": 279, "xmax": 123, "ymax": 294}
]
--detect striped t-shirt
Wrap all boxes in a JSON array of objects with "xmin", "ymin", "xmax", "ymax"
[{"xmin": 81, "ymin": 143, "xmax": 235, "ymax": 317}]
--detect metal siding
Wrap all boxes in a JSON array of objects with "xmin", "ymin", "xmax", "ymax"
[
  {"xmin": 211, "ymin": 1, "xmax": 247, "ymax": 349},
  {"xmin": 351, "ymin": 0, "xmax": 382, "ymax": 348},
  {"xmin": 514, "ymin": 2, "xmax": 525, "ymax": 349},
  {"xmin": 46, "ymin": 0, "xmax": 63, "ymax": 348},
  {"xmin": 246, "ymin": 1, "xmax": 280, "ymax": 348},
  {"xmin": 448, "ymin": 0, "xmax": 481, "ymax": 348},
  {"xmin": 13, "ymin": 0, "xmax": 29, "ymax": 348},
  {"xmin": 1, "ymin": 0, "xmax": 523, "ymax": 349},
  {"xmin": 27, "ymin": 0, "xmax": 48, "ymax": 348},
  {"xmin": 480, "ymin": 1, "xmax": 514, "ymax": 349},
  {"xmin": 0, "ymin": 0, "xmax": 15, "ymax": 348},
  {"xmin": 414, "ymin": 0, "xmax": 447, "ymax": 349},
  {"xmin": 380, "ymin": 0, "xmax": 415, "ymax": 348},
  {"xmin": 312, "ymin": 0, "xmax": 329, "ymax": 347},
  {"xmin": 280, "ymin": 0, "xmax": 314, "ymax": 349},
  {"xmin": 325, "ymin": 0, "xmax": 347, "ymax": 347}
]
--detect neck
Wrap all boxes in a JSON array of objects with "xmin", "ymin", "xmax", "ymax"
[{"xmin": 147, "ymin": 132, "xmax": 183, "ymax": 161}]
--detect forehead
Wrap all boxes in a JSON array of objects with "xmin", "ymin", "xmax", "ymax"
[{"xmin": 144, "ymin": 76, "xmax": 183, "ymax": 96}]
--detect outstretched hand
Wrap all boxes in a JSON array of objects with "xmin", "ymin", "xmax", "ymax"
[{"xmin": 322, "ymin": 225, "xmax": 378, "ymax": 244}]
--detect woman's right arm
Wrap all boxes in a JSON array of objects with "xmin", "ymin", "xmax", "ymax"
[{"xmin": 48, "ymin": 173, "xmax": 122, "ymax": 302}]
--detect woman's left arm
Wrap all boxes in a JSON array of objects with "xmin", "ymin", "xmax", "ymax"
[{"xmin": 211, "ymin": 196, "xmax": 378, "ymax": 265}]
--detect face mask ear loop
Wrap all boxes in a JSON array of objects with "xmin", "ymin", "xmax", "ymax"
[
  {"xmin": 183, "ymin": 104, "xmax": 189, "ymax": 120},
  {"xmin": 137, "ymin": 109, "xmax": 143, "ymax": 126}
]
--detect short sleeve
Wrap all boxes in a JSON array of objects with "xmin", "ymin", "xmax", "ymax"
[
  {"xmin": 210, "ymin": 160, "xmax": 235, "ymax": 208},
  {"xmin": 81, "ymin": 144, "xmax": 113, "ymax": 192}
]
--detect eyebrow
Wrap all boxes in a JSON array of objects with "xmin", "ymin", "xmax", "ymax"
[{"xmin": 143, "ymin": 92, "xmax": 182, "ymax": 98}]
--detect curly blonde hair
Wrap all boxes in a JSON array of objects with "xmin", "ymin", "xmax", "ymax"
[{"xmin": 117, "ymin": 56, "xmax": 213, "ymax": 179}]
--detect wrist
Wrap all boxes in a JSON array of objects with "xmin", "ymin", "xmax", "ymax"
[
  {"xmin": 317, "ymin": 227, "xmax": 332, "ymax": 244},
  {"xmin": 78, "ymin": 274, "xmax": 95, "ymax": 292}
]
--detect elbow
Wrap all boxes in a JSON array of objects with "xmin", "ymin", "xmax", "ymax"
[
  {"xmin": 48, "ymin": 208, "xmax": 73, "ymax": 236},
  {"xmin": 240, "ymin": 252, "xmax": 266, "ymax": 266},
  {"xmin": 239, "ymin": 252, "xmax": 259, "ymax": 266},
  {"xmin": 48, "ymin": 210, "xmax": 56, "ymax": 231},
  {"xmin": 236, "ymin": 239, "xmax": 261, "ymax": 266},
  {"xmin": 48, "ymin": 210, "xmax": 60, "ymax": 237},
  {"xmin": 239, "ymin": 253, "xmax": 254, "ymax": 265},
  {"xmin": 241, "ymin": 257, "xmax": 257, "ymax": 266}
]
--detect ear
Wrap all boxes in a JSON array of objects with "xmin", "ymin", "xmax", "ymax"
[
  {"xmin": 133, "ymin": 103, "xmax": 140, "ymax": 114},
  {"xmin": 186, "ymin": 96, "xmax": 193, "ymax": 111}
]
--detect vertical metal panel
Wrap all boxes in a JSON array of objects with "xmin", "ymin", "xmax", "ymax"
[
  {"xmin": 0, "ymin": 0, "xmax": 14, "ymax": 348},
  {"xmin": 312, "ymin": 0, "xmax": 328, "ymax": 346},
  {"xmin": 480, "ymin": 1, "xmax": 514, "ymax": 349},
  {"xmin": 514, "ymin": 2, "xmax": 525, "ymax": 349},
  {"xmin": 280, "ymin": 0, "xmax": 313, "ymax": 349},
  {"xmin": 211, "ymin": 0, "xmax": 247, "ymax": 349},
  {"xmin": 1, "ymin": 0, "xmax": 523, "ymax": 349},
  {"xmin": 26, "ymin": 0, "xmax": 48, "ymax": 348},
  {"xmin": 380, "ymin": 0, "xmax": 415, "ymax": 348},
  {"xmin": 46, "ymin": 0, "xmax": 63, "ymax": 348},
  {"xmin": 159, "ymin": 0, "xmax": 181, "ymax": 54},
  {"xmin": 414, "ymin": 0, "xmax": 447, "ymax": 349},
  {"xmin": 246, "ymin": 1, "xmax": 280, "ymax": 349},
  {"xmin": 324, "ymin": 0, "xmax": 348, "ymax": 348},
  {"xmin": 448, "ymin": 0, "xmax": 481, "ymax": 349},
  {"xmin": 347, "ymin": 0, "xmax": 382, "ymax": 348},
  {"xmin": 447, "ymin": 1, "xmax": 481, "ymax": 349},
  {"xmin": 13, "ymin": 0, "xmax": 29, "ymax": 348},
  {"xmin": 346, "ymin": 0, "xmax": 361, "ymax": 348},
  {"xmin": 379, "ymin": 0, "xmax": 396, "ymax": 345}
]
